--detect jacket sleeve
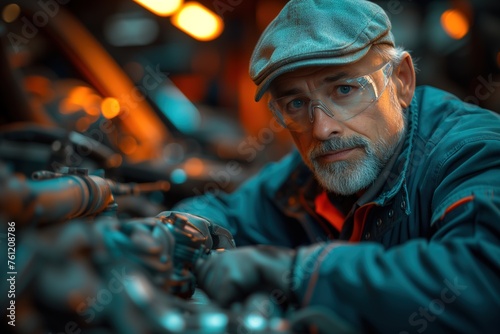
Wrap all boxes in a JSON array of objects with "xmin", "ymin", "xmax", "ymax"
[
  {"xmin": 172, "ymin": 151, "xmax": 304, "ymax": 247},
  {"xmin": 291, "ymin": 135, "xmax": 500, "ymax": 333}
]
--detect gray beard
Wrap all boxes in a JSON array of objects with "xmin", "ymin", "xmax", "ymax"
[
  {"xmin": 307, "ymin": 100, "xmax": 407, "ymax": 195},
  {"xmin": 309, "ymin": 133, "xmax": 403, "ymax": 195}
]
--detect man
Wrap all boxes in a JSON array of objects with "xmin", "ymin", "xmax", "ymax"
[{"xmin": 165, "ymin": 0, "xmax": 500, "ymax": 332}]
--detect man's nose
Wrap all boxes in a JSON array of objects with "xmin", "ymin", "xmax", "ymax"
[{"xmin": 310, "ymin": 104, "xmax": 344, "ymax": 140}]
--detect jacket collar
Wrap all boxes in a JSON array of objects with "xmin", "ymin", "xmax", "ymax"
[{"xmin": 371, "ymin": 94, "xmax": 419, "ymax": 214}]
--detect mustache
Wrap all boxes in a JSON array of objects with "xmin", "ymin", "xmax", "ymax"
[{"xmin": 310, "ymin": 136, "xmax": 370, "ymax": 159}]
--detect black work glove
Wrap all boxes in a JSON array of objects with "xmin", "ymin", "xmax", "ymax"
[
  {"xmin": 156, "ymin": 211, "xmax": 236, "ymax": 251},
  {"xmin": 194, "ymin": 245, "xmax": 297, "ymax": 308}
]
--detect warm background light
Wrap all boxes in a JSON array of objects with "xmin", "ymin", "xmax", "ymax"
[
  {"xmin": 101, "ymin": 97, "xmax": 121, "ymax": 119},
  {"xmin": 59, "ymin": 86, "xmax": 103, "ymax": 116},
  {"xmin": 171, "ymin": 2, "xmax": 223, "ymax": 41},
  {"xmin": 184, "ymin": 157, "xmax": 205, "ymax": 177},
  {"xmin": 441, "ymin": 9, "xmax": 469, "ymax": 40},
  {"xmin": 134, "ymin": 0, "xmax": 183, "ymax": 16},
  {"xmin": 24, "ymin": 76, "xmax": 53, "ymax": 102},
  {"xmin": 256, "ymin": 0, "xmax": 285, "ymax": 32},
  {"xmin": 118, "ymin": 135, "xmax": 139, "ymax": 155},
  {"xmin": 2, "ymin": 3, "xmax": 21, "ymax": 23},
  {"xmin": 68, "ymin": 86, "xmax": 94, "ymax": 106},
  {"xmin": 75, "ymin": 116, "xmax": 93, "ymax": 132}
]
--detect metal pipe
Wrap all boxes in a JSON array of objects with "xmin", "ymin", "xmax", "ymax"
[{"xmin": 0, "ymin": 167, "xmax": 113, "ymax": 227}]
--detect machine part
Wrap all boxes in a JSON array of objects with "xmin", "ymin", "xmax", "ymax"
[
  {"xmin": 158, "ymin": 212, "xmax": 210, "ymax": 298},
  {"xmin": 0, "ymin": 165, "xmax": 114, "ymax": 227}
]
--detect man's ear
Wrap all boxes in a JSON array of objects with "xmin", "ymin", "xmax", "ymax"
[{"xmin": 392, "ymin": 52, "xmax": 416, "ymax": 108}]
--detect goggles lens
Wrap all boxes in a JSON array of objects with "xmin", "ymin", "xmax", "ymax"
[{"xmin": 269, "ymin": 62, "xmax": 393, "ymax": 131}]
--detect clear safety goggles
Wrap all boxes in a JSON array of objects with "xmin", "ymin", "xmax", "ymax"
[{"xmin": 268, "ymin": 62, "xmax": 393, "ymax": 132}]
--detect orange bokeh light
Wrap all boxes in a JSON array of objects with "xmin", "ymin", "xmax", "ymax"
[
  {"xmin": 62, "ymin": 87, "xmax": 103, "ymax": 116},
  {"xmin": 119, "ymin": 135, "xmax": 138, "ymax": 155},
  {"xmin": 441, "ymin": 9, "xmax": 469, "ymax": 40},
  {"xmin": 83, "ymin": 94, "xmax": 102, "ymax": 116},
  {"xmin": 134, "ymin": 0, "xmax": 183, "ymax": 16},
  {"xmin": 68, "ymin": 86, "xmax": 94, "ymax": 105},
  {"xmin": 2, "ymin": 3, "xmax": 20, "ymax": 23},
  {"xmin": 184, "ymin": 157, "xmax": 205, "ymax": 177},
  {"xmin": 101, "ymin": 97, "xmax": 121, "ymax": 119},
  {"xmin": 171, "ymin": 2, "xmax": 223, "ymax": 41}
]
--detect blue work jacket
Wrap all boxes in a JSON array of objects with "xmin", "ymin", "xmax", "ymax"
[{"xmin": 174, "ymin": 86, "xmax": 500, "ymax": 333}]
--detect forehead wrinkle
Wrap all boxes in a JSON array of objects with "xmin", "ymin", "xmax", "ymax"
[
  {"xmin": 323, "ymin": 71, "xmax": 350, "ymax": 83},
  {"xmin": 271, "ymin": 69, "xmax": 353, "ymax": 99}
]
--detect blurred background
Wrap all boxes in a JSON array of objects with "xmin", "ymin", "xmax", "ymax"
[
  {"xmin": 1, "ymin": 1, "xmax": 500, "ymax": 333},
  {"xmin": 1, "ymin": 0, "xmax": 500, "ymax": 211}
]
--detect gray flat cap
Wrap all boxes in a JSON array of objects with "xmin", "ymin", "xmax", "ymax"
[{"xmin": 250, "ymin": 0, "xmax": 395, "ymax": 101}]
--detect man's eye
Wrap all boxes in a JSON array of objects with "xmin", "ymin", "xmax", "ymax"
[
  {"xmin": 287, "ymin": 99, "xmax": 306, "ymax": 111},
  {"xmin": 337, "ymin": 85, "xmax": 352, "ymax": 95}
]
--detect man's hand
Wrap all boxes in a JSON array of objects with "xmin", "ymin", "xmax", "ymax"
[{"xmin": 194, "ymin": 245, "xmax": 296, "ymax": 308}]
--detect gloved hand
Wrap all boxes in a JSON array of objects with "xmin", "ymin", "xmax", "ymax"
[
  {"xmin": 156, "ymin": 211, "xmax": 236, "ymax": 251},
  {"xmin": 194, "ymin": 245, "xmax": 297, "ymax": 308}
]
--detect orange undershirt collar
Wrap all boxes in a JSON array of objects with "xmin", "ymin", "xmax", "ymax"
[{"xmin": 314, "ymin": 191, "xmax": 345, "ymax": 233}]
